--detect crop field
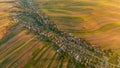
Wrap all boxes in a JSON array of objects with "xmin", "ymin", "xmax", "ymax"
[
  {"xmin": 0, "ymin": 0, "xmax": 14, "ymax": 39},
  {"xmin": 37, "ymin": 0, "xmax": 120, "ymax": 54},
  {"xmin": 0, "ymin": 0, "xmax": 120, "ymax": 68},
  {"xmin": 0, "ymin": 30, "xmax": 72, "ymax": 68},
  {"xmin": 0, "ymin": 29, "xmax": 81, "ymax": 68}
]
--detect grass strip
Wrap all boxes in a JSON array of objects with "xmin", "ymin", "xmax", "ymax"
[
  {"xmin": 24, "ymin": 45, "xmax": 50, "ymax": 68},
  {"xmin": 47, "ymin": 53, "xmax": 57, "ymax": 68},
  {"xmin": 59, "ymin": 58, "xmax": 64, "ymax": 68}
]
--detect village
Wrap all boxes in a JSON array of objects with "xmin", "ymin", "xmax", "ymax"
[{"xmin": 12, "ymin": 0, "xmax": 120, "ymax": 68}]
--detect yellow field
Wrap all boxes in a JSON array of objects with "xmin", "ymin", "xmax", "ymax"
[
  {"xmin": 37, "ymin": 0, "xmax": 120, "ymax": 54},
  {"xmin": 0, "ymin": 0, "xmax": 13, "ymax": 39}
]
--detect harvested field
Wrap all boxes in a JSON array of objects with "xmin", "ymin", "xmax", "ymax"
[
  {"xmin": 0, "ymin": 0, "xmax": 14, "ymax": 39},
  {"xmin": 37, "ymin": 0, "xmax": 120, "ymax": 54}
]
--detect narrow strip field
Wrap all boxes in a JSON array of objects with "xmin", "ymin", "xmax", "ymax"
[{"xmin": 0, "ymin": 29, "xmax": 70, "ymax": 68}]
